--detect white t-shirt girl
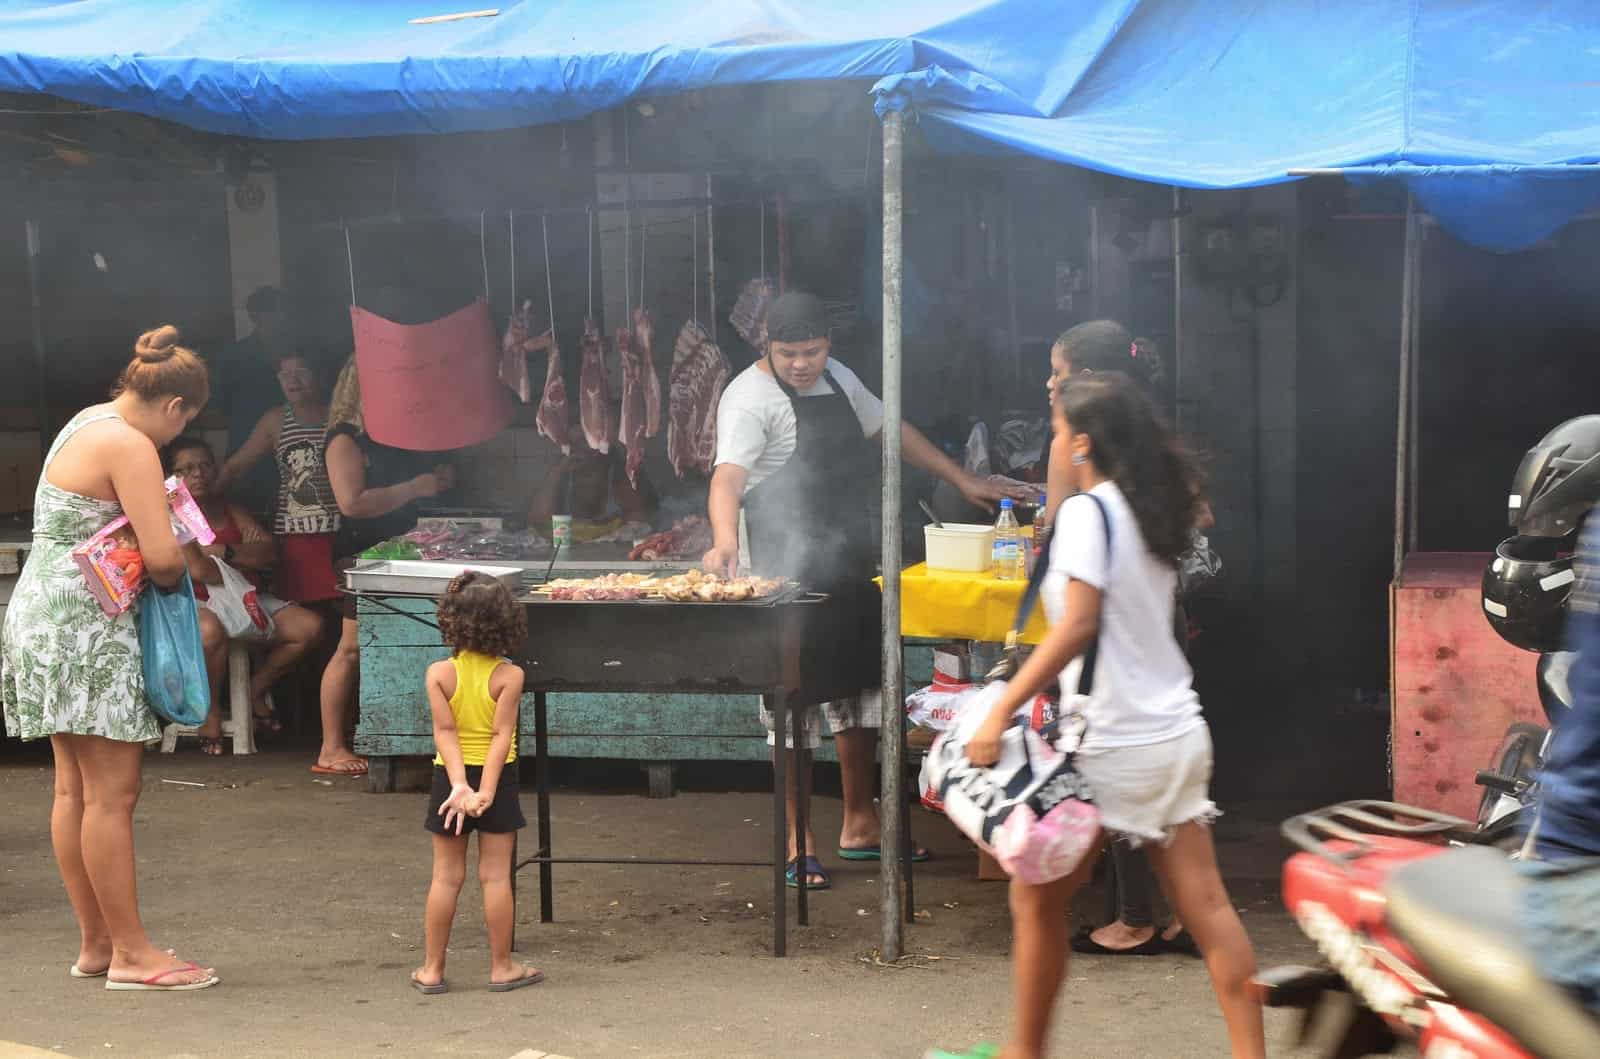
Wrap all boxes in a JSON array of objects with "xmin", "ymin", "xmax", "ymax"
[{"xmin": 1042, "ymin": 481, "xmax": 1203, "ymax": 750}]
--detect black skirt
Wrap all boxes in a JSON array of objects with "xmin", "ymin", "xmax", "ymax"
[{"xmin": 423, "ymin": 764, "xmax": 526, "ymax": 836}]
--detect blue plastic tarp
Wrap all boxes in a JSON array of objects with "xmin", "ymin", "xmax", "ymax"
[
  {"xmin": 874, "ymin": 1, "xmax": 1600, "ymax": 251},
  {"xmin": 0, "ymin": 0, "xmax": 1017, "ymax": 140}
]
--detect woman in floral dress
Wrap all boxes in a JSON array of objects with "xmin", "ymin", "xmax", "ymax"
[{"xmin": 1, "ymin": 326, "xmax": 219, "ymax": 991}]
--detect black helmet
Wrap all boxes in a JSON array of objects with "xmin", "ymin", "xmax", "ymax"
[
  {"xmin": 1482, "ymin": 536, "xmax": 1575, "ymax": 653},
  {"xmin": 1509, "ymin": 415, "xmax": 1600, "ymax": 539}
]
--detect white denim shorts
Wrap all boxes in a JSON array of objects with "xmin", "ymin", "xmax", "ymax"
[
  {"xmin": 1074, "ymin": 722, "xmax": 1219, "ymax": 846},
  {"xmin": 760, "ymin": 690, "xmax": 882, "ymax": 751}
]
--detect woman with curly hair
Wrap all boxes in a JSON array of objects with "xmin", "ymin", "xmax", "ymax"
[
  {"xmin": 411, "ymin": 571, "xmax": 542, "ymax": 995},
  {"xmin": 927, "ymin": 373, "xmax": 1260, "ymax": 1059}
]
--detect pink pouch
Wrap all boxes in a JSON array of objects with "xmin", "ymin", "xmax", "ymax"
[
  {"xmin": 72, "ymin": 477, "xmax": 216, "ymax": 615},
  {"xmin": 991, "ymin": 797, "xmax": 1102, "ymax": 885}
]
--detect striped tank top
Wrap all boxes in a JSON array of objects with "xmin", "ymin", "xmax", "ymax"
[{"xmin": 274, "ymin": 405, "xmax": 340, "ymax": 536}]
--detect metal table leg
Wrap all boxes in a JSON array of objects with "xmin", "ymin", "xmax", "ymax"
[
  {"xmin": 535, "ymin": 690, "xmax": 553, "ymax": 924},
  {"xmin": 793, "ymin": 701, "xmax": 808, "ymax": 929},
  {"xmin": 902, "ymin": 720, "xmax": 915, "ymax": 924},
  {"xmin": 769, "ymin": 690, "xmax": 788, "ymax": 957}
]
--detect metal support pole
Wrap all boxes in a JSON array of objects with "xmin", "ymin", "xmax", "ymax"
[
  {"xmin": 25, "ymin": 220, "xmax": 48, "ymax": 442},
  {"xmin": 1394, "ymin": 194, "xmax": 1419, "ymax": 577},
  {"xmin": 1170, "ymin": 187, "xmax": 1184, "ymax": 432},
  {"xmin": 879, "ymin": 110, "xmax": 906, "ymax": 962},
  {"xmin": 1406, "ymin": 217, "xmax": 1424, "ymax": 553}
]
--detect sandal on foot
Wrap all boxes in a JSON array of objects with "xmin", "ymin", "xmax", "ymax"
[
  {"xmin": 105, "ymin": 961, "xmax": 218, "ymax": 991},
  {"xmin": 410, "ymin": 972, "xmax": 447, "ymax": 995},
  {"xmin": 785, "ymin": 855, "xmax": 831, "ymax": 891},
  {"xmin": 197, "ymin": 737, "xmax": 224, "ymax": 756},
  {"xmin": 1163, "ymin": 927, "xmax": 1200, "ymax": 957},
  {"xmin": 69, "ymin": 964, "xmax": 108, "ymax": 979},
  {"xmin": 310, "ymin": 758, "xmax": 367, "ymax": 777},
  {"xmin": 488, "ymin": 965, "xmax": 545, "ymax": 992},
  {"xmin": 253, "ymin": 712, "xmax": 282, "ymax": 736},
  {"xmin": 837, "ymin": 843, "xmax": 931, "ymax": 863},
  {"xmin": 1070, "ymin": 925, "xmax": 1165, "ymax": 956},
  {"xmin": 923, "ymin": 1045, "xmax": 999, "ymax": 1059}
]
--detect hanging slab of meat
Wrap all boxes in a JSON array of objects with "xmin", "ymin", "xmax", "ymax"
[
  {"xmin": 578, "ymin": 318, "xmax": 613, "ymax": 454},
  {"xmin": 535, "ymin": 334, "xmax": 570, "ymax": 456},
  {"xmin": 667, "ymin": 320, "xmax": 732, "ymax": 478},
  {"xmin": 633, "ymin": 305, "xmax": 662, "ymax": 438},
  {"xmin": 729, "ymin": 277, "xmax": 776, "ymax": 351},
  {"xmin": 499, "ymin": 300, "xmax": 554, "ymax": 405},
  {"xmin": 617, "ymin": 323, "xmax": 646, "ymax": 487}
]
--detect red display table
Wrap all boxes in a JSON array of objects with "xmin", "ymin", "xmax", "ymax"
[{"xmin": 1391, "ymin": 552, "xmax": 1541, "ymax": 819}]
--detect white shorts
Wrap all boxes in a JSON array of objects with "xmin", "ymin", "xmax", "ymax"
[
  {"xmin": 760, "ymin": 690, "xmax": 882, "ymax": 750},
  {"xmin": 1075, "ymin": 723, "xmax": 1218, "ymax": 846}
]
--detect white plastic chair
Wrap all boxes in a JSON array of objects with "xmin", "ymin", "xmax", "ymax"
[{"xmin": 160, "ymin": 642, "xmax": 268, "ymax": 755}]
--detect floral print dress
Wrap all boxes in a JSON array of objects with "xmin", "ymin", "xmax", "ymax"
[{"xmin": 2, "ymin": 411, "xmax": 153, "ymax": 743}]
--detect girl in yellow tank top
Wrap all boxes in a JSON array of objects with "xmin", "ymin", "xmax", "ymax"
[{"xmin": 412, "ymin": 571, "xmax": 544, "ymax": 995}]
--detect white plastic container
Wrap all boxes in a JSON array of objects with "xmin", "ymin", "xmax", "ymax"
[{"xmin": 924, "ymin": 524, "xmax": 997, "ymax": 573}]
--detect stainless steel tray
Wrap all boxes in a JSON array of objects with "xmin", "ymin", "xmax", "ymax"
[{"xmin": 344, "ymin": 560, "xmax": 523, "ymax": 596}]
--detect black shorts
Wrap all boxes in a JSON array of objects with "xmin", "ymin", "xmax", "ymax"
[{"xmin": 423, "ymin": 764, "xmax": 526, "ymax": 836}]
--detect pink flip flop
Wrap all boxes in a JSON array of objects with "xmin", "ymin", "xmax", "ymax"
[{"xmin": 105, "ymin": 961, "xmax": 219, "ymax": 991}]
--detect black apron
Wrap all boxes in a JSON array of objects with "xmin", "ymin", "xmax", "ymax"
[{"xmin": 743, "ymin": 366, "xmax": 882, "ymax": 707}]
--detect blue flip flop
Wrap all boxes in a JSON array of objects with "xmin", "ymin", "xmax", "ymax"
[
  {"xmin": 837, "ymin": 844, "xmax": 931, "ymax": 863},
  {"xmin": 785, "ymin": 855, "xmax": 832, "ymax": 890}
]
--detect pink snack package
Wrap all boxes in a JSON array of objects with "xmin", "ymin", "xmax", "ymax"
[{"xmin": 72, "ymin": 477, "xmax": 215, "ymax": 616}]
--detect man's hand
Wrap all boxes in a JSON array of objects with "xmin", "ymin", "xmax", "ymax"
[
  {"xmin": 955, "ymin": 474, "xmax": 1033, "ymax": 514},
  {"xmin": 703, "ymin": 544, "xmax": 739, "ymax": 579}
]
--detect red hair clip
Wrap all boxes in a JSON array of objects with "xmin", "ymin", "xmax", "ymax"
[{"xmin": 1129, "ymin": 342, "xmax": 1138, "ymax": 358}]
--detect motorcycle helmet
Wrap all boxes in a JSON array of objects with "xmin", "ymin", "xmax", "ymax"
[
  {"xmin": 1482, "ymin": 535, "xmax": 1575, "ymax": 652},
  {"xmin": 1508, "ymin": 415, "xmax": 1600, "ymax": 539}
]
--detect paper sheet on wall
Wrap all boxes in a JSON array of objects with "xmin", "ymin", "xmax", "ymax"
[{"xmin": 352, "ymin": 298, "xmax": 514, "ymax": 451}]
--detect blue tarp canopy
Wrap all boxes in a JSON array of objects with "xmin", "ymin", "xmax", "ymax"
[
  {"xmin": 873, "ymin": 1, "xmax": 1600, "ymax": 252},
  {"xmin": 0, "ymin": 0, "xmax": 1033, "ymax": 141}
]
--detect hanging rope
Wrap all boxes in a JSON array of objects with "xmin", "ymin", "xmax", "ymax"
[
  {"xmin": 541, "ymin": 213, "xmax": 557, "ymax": 346},
  {"xmin": 344, "ymin": 224, "xmax": 356, "ymax": 306},
  {"xmin": 623, "ymin": 197, "xmax": 633, "ymax": 319},
  {"xmin": 639, "ymin": 206, "xmax": 647, "ymax": 309},
  {"xmin": 508, "ymin": 210, "xmax": 517, "ymax": 306},
  {"xmin": 479, "ymin": 210, "xmax": 490, "ymax": 303},
  {"xmin": 691, "ymin": 208, "xmax": 699, "ymax": 325},
  {"xmin": 760, "ymin": 197, "xmax": 767, "ymax": 282},
  {"xmin": 586, "ymin": 205, "xmax": 594, "ymax": 321}
]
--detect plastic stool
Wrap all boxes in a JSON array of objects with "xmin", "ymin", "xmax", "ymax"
[{"xmin": 160, "ymin": 641, "xmax": 266, "ymax": 755}]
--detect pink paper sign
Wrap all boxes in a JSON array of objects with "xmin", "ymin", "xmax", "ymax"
[{"xmin": 352, "ymin": 298, "xmax": 515, "ymax": 451}]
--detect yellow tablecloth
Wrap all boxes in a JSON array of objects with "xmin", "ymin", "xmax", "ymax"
[{"xmin": 879, "ymin": 563, "xmax": 1047, "ymax": 645}]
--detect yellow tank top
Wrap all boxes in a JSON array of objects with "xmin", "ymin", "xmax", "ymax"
[{"xmin": 432, "ymin": 650, "xmax": 517, "ymax": 767}]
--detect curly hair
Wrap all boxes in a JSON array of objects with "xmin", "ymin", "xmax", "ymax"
[
  {"xmin": 1055, "ymin": 372, "xmax": 1202, "ymax": 565},
  {"xmin": 436, "ymin": 571, "xmax": 527, "ymax": 659}
]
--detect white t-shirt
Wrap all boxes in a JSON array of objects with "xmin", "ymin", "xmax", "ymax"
[
  {"xmin": 1042, "ymin": 481, "xmax": 1203, "ymax": 750},
  {"xmin": 713, "ymin": 359, "xmax": 885, "ymax": 491}
]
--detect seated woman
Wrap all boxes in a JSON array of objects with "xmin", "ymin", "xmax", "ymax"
[
  {"xmin": 165, "ymin": 436, "xmax": 324, "ymax": 754},
  {"xmin": 527, "ymin": 422, "xmax": 658, "ymax": 535}
]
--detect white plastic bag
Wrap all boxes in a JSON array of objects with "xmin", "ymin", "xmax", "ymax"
[{"xmin": 200, "ymin": 556, "xmax": 274, "ymax": 641}]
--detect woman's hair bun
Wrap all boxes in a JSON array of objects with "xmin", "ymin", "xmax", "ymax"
[{"xmin": 135, "ymin": 325, "xmax": 182, "ymax": 363}]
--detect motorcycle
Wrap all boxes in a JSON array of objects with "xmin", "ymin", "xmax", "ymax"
[
  {"xmin": 1474, "ymin": 652, "xmax": 1574, "ymax": 848},
  {"xmin": 1255, "ymin": 800, "xmax": 1600, "ymax": 1058}
]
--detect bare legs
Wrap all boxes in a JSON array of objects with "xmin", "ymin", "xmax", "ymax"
[
  {"xmin": 253, "ymin": 604, "xmax": 322, "ymax": 714},
  {"xmin": 994, "ymin": 822, "xmax": 1264, "ymax": 1059},
  {"xmin": 195, "ymin": 610, "xmax": 227, "ymax": 748},
  {"xmin": 315, "ymin": 615, "xmax": 365, "ymax": 773},
  {"xmin": 776, "ymin": 724, "xmax": 883, "ymax": 887},
  {"xmin": 414, "ymin": 831, "xmax": 540, "ymax": 989},
  {"xmin": 415, "ymin": 833, "xmax": 466, "ymax": 989},
  {"xmin": 50, "ymin": 734, "xmax": 213, "ymax": 985},
  {"xmin": 1145, "ymin": 822, "xmax": 1265, "ymax": 1059}
]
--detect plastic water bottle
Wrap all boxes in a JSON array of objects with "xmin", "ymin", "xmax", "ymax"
[{"xmin": 993, "ymin": 499, "xmax": 1021, "ymax": 580}]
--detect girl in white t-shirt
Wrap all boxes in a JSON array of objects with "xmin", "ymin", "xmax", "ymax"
[{"xmin": 928, "ymin": 373, "xmax": 1263, "ymax": 1059}]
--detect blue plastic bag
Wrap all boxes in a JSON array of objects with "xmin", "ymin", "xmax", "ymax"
[{"xmin": 137, "ymin": 570, "xmax": 211, "ymax": 726}]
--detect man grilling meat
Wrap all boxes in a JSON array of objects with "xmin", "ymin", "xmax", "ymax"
[{"xmin": 704, "ymin": 290, "xmax": 1022, "ymax": 890}]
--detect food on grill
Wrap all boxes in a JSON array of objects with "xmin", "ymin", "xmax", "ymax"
[
  {"xmin": 667, "ymin": 320, "xmax": 731, "ymax": 478},
  {"xmin": 532, "ymin": 568, "xmax": 787, "ymax": 602},
  {"xmin": 579, "ymin": 318, "xmax": 612, "ymax": 454},
  {"xmin": 656, "ymin": 570, "xmax": 787, "ymax": 603},
  {"xmin": 634, "ymin": 305, "xmax": 662, "ymax": 438},
  {"xmin": 729, "ymin": 276, "xmax": 776, "ymax": 350},
  {"xmin": 501, "ymin": 299, "xmax": 553, "ymax": 405},
  {"xmin": 629, "ymin": 515, "xmax": 712, "ymax": 561},
  {"xmin": 403, "ymin": 525, "xmax": 550, "ymax": 561},
  {"xmin": 617, "ymin": 323, "xmax": 645, "ymax": 488}
]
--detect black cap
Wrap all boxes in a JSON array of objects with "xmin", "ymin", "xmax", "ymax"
[{"xmin": 765, "ymin": 291, "xmax": 829, "ymax": 344}]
